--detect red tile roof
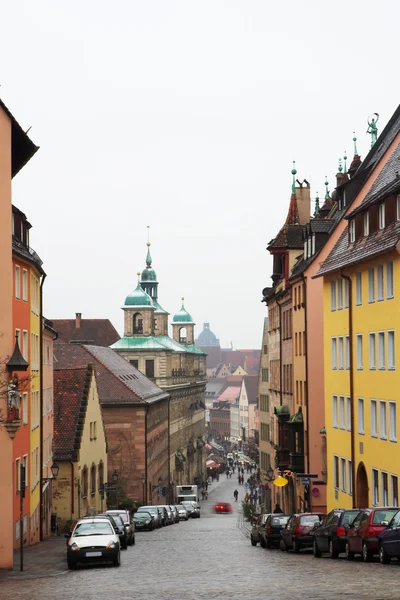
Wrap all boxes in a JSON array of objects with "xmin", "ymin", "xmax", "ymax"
[
  {"xmin": 54, "ymin": 366, "xmax": 92, "ymax": 461},
  {"xmin": 216, "ymin": 386, "xmax": 240, "ymax": 403},
  {"xmin": 51, "ymin": 317, "xmax": 120, "ymax": 347}
]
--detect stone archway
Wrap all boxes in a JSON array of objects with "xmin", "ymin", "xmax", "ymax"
[{"xmin": 356, "ymin": 462, "xmax": 369, "ymax": 508}]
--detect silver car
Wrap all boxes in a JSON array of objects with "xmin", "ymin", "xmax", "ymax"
[
  {"xmin": 66, "ymin": 517, "xmax": 120, "ymax": 569},
  {"xmin": 175, "ymin": 505, "xmax": 189, "ymax": 521}
]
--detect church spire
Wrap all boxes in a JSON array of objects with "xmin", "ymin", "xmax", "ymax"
[
  {"xmin": 146, "ymin": 225, "xmax": 152, "ymax": 267},
  {"xmin": 314, "ymin": 192, "xmax": 320, "ymax": 216},
  {"xmin": 285, "ymin": 161, "xmax": 300, "ymax": 225},
  {"xmin": 324, "ymin": 176, "xmax": 330, "ymax": 199}
]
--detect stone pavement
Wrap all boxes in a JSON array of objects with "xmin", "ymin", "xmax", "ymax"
[{"xmin": 0, "ymin": 536, "xmax": 67, "ymax": 580}]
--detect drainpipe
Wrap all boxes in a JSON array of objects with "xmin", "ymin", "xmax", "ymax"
[
  {"xmin": 70, "ymin": 462, "xmax": 74, "ymax": 519},
  {"xmin": 145, "ymin": 405, "xmax": 148, "ymax": 504},
  {"xmin": 167, "ymin": 396, "xmax": 171, "ymax": 504},
  {"xmin": 276, "ymin": 297, "xmax": 283, "ymax": 407},
  {"xmin": 39, "ymin": 272, "xmax": 46, "ymax": 542},
  {"xmin": 342, "ymin": 273, "xmax": 356, "ymax": 508},
  {"xmin": 301, "ymin": 273, "xmax": 311, "ymax": 512}
]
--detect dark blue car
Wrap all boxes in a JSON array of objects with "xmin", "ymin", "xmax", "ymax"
[{"xmin": 378, "ymin": 510, "xmax": 400, "ymax": 564}]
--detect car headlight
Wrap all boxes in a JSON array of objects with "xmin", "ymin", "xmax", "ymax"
[
  {"xmin": 70, "ymin": 542, "xmax": 80, "ymax": 551},
  {"xmin": 106, "ymin": 541, "xmax": 116, "ymax": 549},
  {"xmin": 145, "ymin": 520, "xmax": 150, "ymax": 524}
]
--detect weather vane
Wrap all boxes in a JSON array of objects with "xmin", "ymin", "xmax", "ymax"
[{"xmin": 367, "ymin": 113, "xmax": 379, "ymax": 148}]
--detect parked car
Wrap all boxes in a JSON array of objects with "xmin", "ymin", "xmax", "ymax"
[
  {"xmin": 169, "ymin": 505, "xmax": 180, "ymax": 524},
  {"xmin": 156, "ymin": 505, "xmax": 169, "ymax": 526},
  {"xmin": 98, "ymin": 513, "xmax": 128, "ymax": 549},
  {"xmin": 160, "ymin": 505, "xmax": 174, "ymax": 525},
  {"xmin": 346, "ymin": 507, "xmax": 399, "ymax": 561},
  {"xmin": 260, "ymin": 514, "xmax": 290, "ymax": 548},
  {"xmin": 133, "ymin": 510, "xmax": 154, "ymax": 531},
  {"xmin": 181, "ymin": 502, "xmax": 200, "ymax": 518},
  {"xmin": 184, "ymin": 501, "xmax": 200, "ymax": 518},
  {"xmin": 378, "ymin": 510, "xmax": 400, "ymax": 563},
  {"xmin": 280, "ymin": 513, "xmax": 324, "ymax": 553},
  {"xmin": 137, "ymin": 506, "xmax": 163, "ymax": 528},
  {"xmin": 105, "ymin": 509, "xmax": 135, "ymax": 546},
  {"xmin": 214, "ymin": 502, "xmax": 232, "ymax": 514},
  {"xmin": 175, "ymin": 505, "xmax": 189, "ymax": 521},
  {"xmin": 250, "ymin": 513, "xmax": 271, "ymax": 547},
  {"xmin": 312, "ymin": 509, "xmax": 360, "ymax": 558},
  {"xmin": 66, "ymin": 517, "xmax": 120, "ymax": 569}
]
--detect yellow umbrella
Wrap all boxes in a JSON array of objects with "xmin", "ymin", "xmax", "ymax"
[{"xmin": 273, "ymin": 475, "xmax": 288, "ymax": 487}]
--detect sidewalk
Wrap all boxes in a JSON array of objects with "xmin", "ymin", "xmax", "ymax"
[{"xmin": 0, "ymin": 536, "xmax": 68, "ymax": 580}]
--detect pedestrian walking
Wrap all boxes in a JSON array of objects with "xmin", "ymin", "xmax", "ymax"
[
  {"xmin": 226, "ymin": 469, "xmax": 229, "ymax": 478},
  {"xmin": 241, "ymin": 475, "xmax": 244, "ymax": 485},
  {"xmin": 238, "ymin": 475, "xmax": 241, "ymax": 485}
]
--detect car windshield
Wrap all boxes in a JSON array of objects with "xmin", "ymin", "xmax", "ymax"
[
  {"xmin": 300, "ymin": 515, "xmax": 321, "ymax": 526},
  {"xmin": 372, "ymin": 509, "xmax": 399, "ymax": 524},
  {"xmin": 390, "ymin": 511, "xmax": 400, "ymax": 527},
  {"xmin": 73, "ymin": 521, "xmax": 113, "ymax": 536},
  {"xmin": 108, "ymin": 512, "xmax": 128, "ymax": 522},
  {"xmin": 182, "ymin": 504, "xmax": 193, "ymax": 509},
  {"xmin": 342, "ymin": 511, "xmax": 360, "ymax": 527},
  {"xmin": 271, "ymin": 516, "xmax": 290, "ymax": 526},
  {"xmin": 176, "ymin": 506, "xmax": 185, "ymax": 511},
  {"xmin": 139, "ymin": 507, "xmax": 157, "ymax": 513},
  {"xmin": 135, "ymin": 512, "xmax": 151, "ymax": 519}
]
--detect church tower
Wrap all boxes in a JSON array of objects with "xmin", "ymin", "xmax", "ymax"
[
  {"xmin": 122, "ymin": 273, "xmax": 155, "ymax": 337},
  {"xmin": 140, "ymin": 241, "xmax": 169, "ymax": 336},
  {"xmin": 172, "ymin": 298, "xmax": 195, "ymax": 344}
]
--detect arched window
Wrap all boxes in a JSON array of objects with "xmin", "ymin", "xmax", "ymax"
[
  {"xmin": 98, "ymin": 461, "xmax": 104, "ymax": 492},
  {"xmin": 90, "ymin": 464, "xmax": 96, "ymax": 496},
  {"xmin": 133, "ymin": 312, "xmax": 143, "ymax": 334},
  {"xmin": 81, "ymin": 466, "xmax": 88, "ymax": 498},
  {"xmin": 179, "ymin": 327, "xmax": 187, "ymax": 343}
]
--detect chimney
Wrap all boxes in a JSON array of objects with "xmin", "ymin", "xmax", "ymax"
[
  {"xmin": 296, "ymin": 180, "xmax": 311, "ymax": 225},
  {"xmin": 75, "ymin": 313, "xmax": 82, "ymax": 329}
]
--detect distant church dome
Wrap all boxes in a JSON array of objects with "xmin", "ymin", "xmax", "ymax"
[
  {"xmin": 197, "ymin": 323, "xmax": 219, "ymax": 347},
  {"xmin": 172, "ymin": 299, "xmax": 194, "ymax": 324},
  {"xmin": 124, "ymin": 277, "xmax": 154, "ymax": 308}
]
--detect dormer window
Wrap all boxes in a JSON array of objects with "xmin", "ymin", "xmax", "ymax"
[
  {"xmin": 312, "ymin": 234, "xmax": 315, "ymax": 255},
  {"xmin": 349, "ymin": 219, "xmax": 355, "ymax": 243},
  {"xmin": 304, "ymin": 240, "xmax": 308, "ymax": 259},
  {"xmin": 379, "ymin": 203, "xmax": 385, "ymax": 229},
  {"xmin": 364, "ymin": 211, "xmax": 369, "ymax": 236},
  {"xmin": 307, "ymin": 237, "xmax": 312, "ymax": 257}
]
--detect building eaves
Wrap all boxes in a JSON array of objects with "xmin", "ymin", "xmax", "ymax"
[{"xmin": 0, "ymin": 98, "xmax": 39, "ymax": 177}]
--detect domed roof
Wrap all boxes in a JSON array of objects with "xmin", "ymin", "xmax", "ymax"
[
  {"xmin": 172, "ymin": 298, "xmax": 194, "ymax": 324},
  {"xmin": 197, "ymin": 323, "xmax": 219, "ymax": 346},
  {"xmin": 124, "ymin": 276, "xmax": 154, "ymax": 308}
]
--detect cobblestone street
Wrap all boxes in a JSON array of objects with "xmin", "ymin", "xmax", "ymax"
[{"xmin": 1, "ymin": 477, "xmax": 399, "ymax": 599}]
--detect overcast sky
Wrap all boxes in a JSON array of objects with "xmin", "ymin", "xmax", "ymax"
[{"xmin": 3, "ymin": 1, "xmax": 399, "ymax": 348}]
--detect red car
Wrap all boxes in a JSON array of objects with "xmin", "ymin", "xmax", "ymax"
[
  {"xmin": 346, "ymin": 507, "xmax": 399, "ymax": 561},
  {"xmin": 214, "ymin": 502, "xmax": 232, "ymax": 514},
  {"xmin": 280, "ymin": 513, "xmax": 325, "ymax": 553}
]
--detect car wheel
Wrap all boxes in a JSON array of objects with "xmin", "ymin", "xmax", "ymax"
[
  {"xmin": 251, "ymin": 535, "xmax": 257, "ymax": 547},
  {"xmin": 280, "ymin": 539, "xmax": 287, "ymax": 552},
  {"xmin": 293, "ymin": 539, "xmax": 301, "ymax": 553},
  {"xmin": 379, "ymin": 544, "xmax": 390, "ymax": 564},
  {"xmin": 127, "ymin": 534, "xmax": 132, "ymax": 546},
  {"xmin": 113, "ymin": 550, "xmax": 121, "ymax": 567},
  {"xmin": 67, "ymin": 560, "xmax": 77, "ymax": 570},
  {"xmin": 345, "ymin": 542, "xmax": 354, "ymax": 561},
  {"xmin": 313, "ymin": 540, "xmax": 322, "ymax": 558},
  {"xmin": 329, "ymin": 540, "xmax": 339, "ymax": 559},
  {"xmin": 260, "ymin": 539, "xmax": 266, "ymax": 548},
  {"xmin": 362, "ymin": 542, "xmax": 372, "ymax": 562},
  {"xmin": 132, "ymin": 535, "xmax": 135, "ymax": 545},
  {"xmin": 266, "ymin": 539, "xmax": 272, "ymax": 549}
]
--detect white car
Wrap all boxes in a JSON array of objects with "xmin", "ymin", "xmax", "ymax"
[
  {"xmin": 175, "ymin": 505, "xmax": 189, "ymax": 521},
  {"xmin": 66, "ymin": 517, "xmax": 120, "ymax": 569}
]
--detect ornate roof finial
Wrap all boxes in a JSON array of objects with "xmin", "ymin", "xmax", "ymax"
[
  {"xmin": 367, "ymin": 113, "xmax": 379, "ymax": 148},
  {"xmin": 137, "ymin": 272, "xmax": 141, "ymax": 281},
  {"xmin": 314, "ymin": 192, "xmax": 320, "ymax": 215},
  {"xmin": 353, "ymin": 132, "xmax": 358, "ymax": 155},
  {"xmin": 338, "ymin": 158, "xmax": 343, "ymax": 173},
  {"xmin": 324, "ymin": 176, "xmax": 329, "ymax": 199},
  {"xmin": 291, "ymin": 160, "xmax": 297, "ymax": 194},
  {"xmin": 145, "ymin": 226, "xmax": 152, "ymax": 267},
  {"xmin": 343, "ymin": 151, "xmax": 347, "ymax": 174}
]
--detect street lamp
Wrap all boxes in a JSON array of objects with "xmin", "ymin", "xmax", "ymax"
[
  {"xmin": 42, "ymin": 461, "xmax": 59, "ymax": 483},
  {"xmin": 141, "ymin": 474, "xmax": 146, "ymax": 505},
  {"xmin": 266, "ymin": 466, "xmax": 274, "ymax": 482}
]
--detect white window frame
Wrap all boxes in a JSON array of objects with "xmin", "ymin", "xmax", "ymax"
[
  {"xmin": 345, "ymin": 335, "xmax": 350, "ymax": 370},
  {"xmin": 369, "ymin": 332, "xmax": 376, "ymax": 370},
  {"xmin": 372, "ymin": 468, "xmax": 379, "ymax": 506},
  {"xmin": 22, "ymin": 392, "xmax": 28, "ymax": 425},
  {"xmin": 331, "ymin": 338, "xmax": 337, "ymax": 370},
  {"xmin": 391, "ymin": 474, "xmax": 398, "ymax": 507},
  {"xmin": 339, "ymin": 396, "xmax": 345, "ymax": 430},
  {"xmin": 363, "ymin": 211, "xmax": 369, "ymax": 236},
  {"xmin": 389, "ymin": 401, "xmax": 397, "ymax": 442},
  {"xmin": 368, "ymin": 267, "xmax": 375, "ymax": 303},
  {"xmin": 379, "ymin": 203, "xmax": 385, "ymax": 229},
  {"xmin": 340, "ymin": 457, "xmax": 346, "ymax": 492},
  {"xmin": 381, "ymin": 471, "xmax": 389, "ymax": 506},
  {"xmin": 22, "ymin": 330, "xmax": 28, "ymax": 362},
  {"xmin": 378, "ymin": 331, "xmax": 386, "ymax": 370},
  {"xmin": 303, "ymin": 240, "xmax": 308, "ymax": 260},
  {"xmin": 386, "ymin": 261, "xmax": 394, "ymax": 299},
  {"xmin": 356, "ymin": 334, "xmax": 363, "ymax": 370},
  {"xmin": 377, "ymin": 264, "xmax": 384, "ymax": 301},
  {"xmin": 388, "ymin": 330, "xmax": 395, "ymax": 370},
  {"xmin": 356, "ymin": 272, "xmax": 362, "ymax": 306},
  {"xmin": 371, "ymin": 399, "xmax": 378, "ymax": 438},
  {"xmin": 348, "ymin": 460, "xmax": 353, "ymax": 496},
  {"xmin": 307, "ymin": 237, "xmax": 312, "ymax": 257},
  {"xmin": 358, "ymin": 398, "xmax": 364, "ymax": 434},
  {"xmin": 330, "ymin": 281, "xmax": 336, "ymax": 311},
  {"xmin": 346, "ymin": 396, "xmax": 351, "ymax": 431},
  {"xmin": 15, "ymin": 265, "xmax": 21, "ymax": 299},
  {"xmin": 22, "ymin": 268, "xmax": 28, "ymax": 301},
  {"xmin": 380, "ymin": 400, "xmax": 387, "ymax": 440},
  {"xmin": 333, "ymin": 455, "xmax": 339, "ymax": 490},
  {"xmin": 332, "ymin": 395, "xmax": 338, "ymax": 429},
  {"xmin": 338, "ymin": 337, "xmax": 344, "ymax": 370},
  {"xmin": 337, "ymin": 279, "xmax": 343, "ymax": 310},
  {"xmin": 349, "ymin": 219, "xmax": 355, "ymax": 243},
  {"xmin": 311, "ymin": 234, "xmax": 315, "ymax": 255},
  {"xmin": 344, "ymin": 278, "xmax": 349, "ymax": 308}
]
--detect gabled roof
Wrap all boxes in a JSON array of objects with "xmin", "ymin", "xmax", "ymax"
[
  {"xmin": 268, "ymin": 224, "xmax": 303, "ymax": 250},
  {"xmin": 52, "ymin": 317, "xmax": 120, "ymax": 347},
  {"xmin": 0, "ymin": 98, "xmax": 39, "ymax": 177},
  {"xmin": 54, "ymin": 366, "xmax": 92, "ymax": 461},
  {"xmin": 243, "ymin": 375, "xmax": 258, "ymax": 403},
  {"xmin": 54, "ymin": 342, "xmax": 168, "ymax": 405},
  {"xmin": 216, "ymin": 386, "xmax": 240, "ymax": 403}
]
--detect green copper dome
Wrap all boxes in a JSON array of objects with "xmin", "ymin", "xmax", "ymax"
[
  {"xmin": 141, "ymin": 243, "xmax": 157, "ymax": 282},
  {"xmin": 124, "ymin": 277, "xmax": 154, "ymax": 308},
  {"xmin": 172, "ymin": 298, "xmax": 194, "ymax": 324}
]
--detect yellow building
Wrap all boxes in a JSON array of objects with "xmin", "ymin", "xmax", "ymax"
[
  {"xmin": 52, "ymin": 365, "xmax": 108, "ymax": 530},
  {"xmin": 318, "ymin": 116, "xmax": 400, "ymax": 511}
]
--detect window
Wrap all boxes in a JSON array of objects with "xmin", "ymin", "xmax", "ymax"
[
  {"xmin": 372, "ymin": 469, "xmax": 379, "ymax": 505},
  {"xmin": 346, "ymin": 397, "xmax": 351, "ymax": 431},
  {"xmin": 22, "ymin": 330, "xmax": 28, "ymax": 361},
  {"xmin": 332, "ymin": 395, "xmax": 338, "ymax": 428},
  {"xmin": 340, "ymin": 458, "xmax": 346, "ymax": 492},
  {"xmin": 312, "ymin": 234, "xmax": 315, "ymax": 255},
  {"xmin": 377, "ymin": 265, "xmax": 384, "ymax": 301},
  {"xmin": 344, "ymin": 278, "xmax": 349, "ymax": 308},
  {"xmin": 369, "ymin": 333, "xmax": 376, "ymax": 370},
  {"xmin": 129, "ymin": 359, "xmax": 139, "ymax": 369},
  {"xmin": 262, "ymin": 369, "xmax": 268, "ymax": 382},
  {"xmin": 81, "ymin": 467, "xmax": 88, "ymax": 498},
  {"xmin": 338, "ymin": 337, "xmax": 344, "ymax": 369},
  {"xmin": 23, "ymin": 455, "xmax": 28, "ymax": 492},
  {"xmin": 16, "ymin": 458, "xmax": 20, "ymax": 492},
  {"xmin": 356, "ymin": 334, "xmax": 363, "ymax": 370},
  {"xmin": 331, "ymin": 338, "xmax": 337, "ymax": 370},
  {"xmin": 90, "ymin": 464, "xmax": 96, "ymax": 496},
  {"xmin": 339, "ymin": 396, "xmax": 345, "ymax": 430},
  {"xmin": 333, "ymin": 455, "xmax": 339, "ymax": 489},
  {"xmin": 379, "ymin": 203, "xmax": 385, "ymax": 229},
  {"xmin": 304, "ymin": 240, "xmax": 308, "ymax": 260},
  {"xmin": 330, "ymin": 281, "xmax": 336, "ymax": 311},
  {"xmin": 22, "ymin": 269, "xmax": 28, "ymax": 301},
  {"xmin": 145, "ymin": 360, "xmax": 154, "ymax": 379},
  {"xmin": 382, "ymin": 472, "xmax": 389, "ymax": 506},
  {"xmin": 337, "ymin": 279, "xmax": 343, "ymax": 310},
  {"xmin": 363, "ymin": 211, "xmax": 369, "ymax": 236},
  {"xmin": 371, "ymin": 399, "xmax": 377, "ymax": 437},
  {"xmin": 356, "ymin": 272, "xmax": 362, "ymax": 306},
  {"xmin": 345, "ymin": 336, "xmax": 350, "ymax": 370},
  {"xmin": 388, "ymin": 331, "xmax": 395, "ymax": 370},
  {"xmin": 22, "ymin": 392, "xmax": 28, "ymax": 425},
  {"xmin": 349, "ymin": 219, "xmax": 355, "ymax": 243},
  {"xmin": 380, "ymin": 401, "xmax": 387, "ymax": 439},
  {"xmin": 391, "ymin": 474, "xmax": 398, "ymax": 507},
  {"xmin": 358, "ymin": 398, "xmax": 364, "ymax": 434},
  {"xmin": 348, "ymin": 460, "xmax": 353, "ymax": 496},
  {"xmin": 378, "ymin": 331, "xmax": 385, "ymax": 370},
  {"xmin": 15, "ymin": 265, "xmax": 21, "ymax": 299},
  {"xmin": 307, "ymin": 237, "xmax": 312, "ymax": 257},
  {"xmin": 386, "ymin": 261, "xmax": 394, "ymax": 299},
  {"xmin": 368, "ymin": 268, "xmax": 375, "ymax": 303},
  {"xmin": 389, "ymin": 401, "xmax": 397, "ymax": 442}
]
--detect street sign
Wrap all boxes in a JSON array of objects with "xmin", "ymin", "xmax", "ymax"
[
  {"xmin": 301, "ymin": 479, "xmax": 310, "ymax": 486},
  {"xmin": 295, "ymin": 473, "xmax": 318, "ymax": 478}
]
